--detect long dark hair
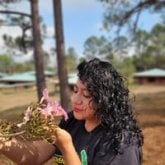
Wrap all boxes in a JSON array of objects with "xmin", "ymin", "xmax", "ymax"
[{"xmin": 77, "ymin": 58, "xmax": 143, "ymax": 154}]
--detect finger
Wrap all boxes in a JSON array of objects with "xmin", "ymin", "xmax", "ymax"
[{"xmin": 54, "ymin": 127, "xmax": 61, "ymax": 135}]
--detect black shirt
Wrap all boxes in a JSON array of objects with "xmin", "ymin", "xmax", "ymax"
[{"xmin": 54, "ymin": 112, "xmax": 142, "ymax": 165}]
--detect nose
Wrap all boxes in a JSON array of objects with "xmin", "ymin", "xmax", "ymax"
[{"xmin": 72, "ymin": 93, "xmax": 82, "ymax": 105}]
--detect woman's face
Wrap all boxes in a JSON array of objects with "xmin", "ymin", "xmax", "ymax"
[{"xmin": 72, "ymin": 79, "xmax": 96, "ymax": 121}]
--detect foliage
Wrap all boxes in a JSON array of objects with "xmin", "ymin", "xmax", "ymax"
[
  {"xmin": 0, "ymin": 0, "xmax": 22, "ymax": 7},
  {"xmin": 14, "ymin": 62, "xmax": 34, "ymax": 72},
  {"xmin": 0, "ymin": 1, "xmax": 31, "ymax": 54},
  {"xmin": 90, "ymin": 0, "xmax": 165, "ymax": 77},
  {"xmin": 116, "ymin": 57, "xmax": 136, "ymax": 84},
  {"xmin": 0, "ymin": 54, "xmax": 14, "ymax": 73},
  {"xmin": 0, "ymin": 53, "xmax": 35, "ymax": 73},
  {"xmin": 98, "ymin": 0, "xmax": 165, "ymax": 33},
  {"xmin": 83, "ymin": 21, "xmax": 165, "ymax": 77},
  {"xmin": 83, "ymin": 35, "xmax": 113, "ymax": 60},
  {"xmin": 132, "ymin": 23, "xmax": 165, "ymax": 71},
  {"xmin": 66, "ymin": 47, "xmax": 78, "ymax": 73},
  {"xmin": 0, "ymin": 0, "xmax": 47, "ymax": 55}
]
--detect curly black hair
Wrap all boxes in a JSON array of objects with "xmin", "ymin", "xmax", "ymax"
[{"xmin": 77, "ymin": 58, "xmax": 143, "ymax": 155}]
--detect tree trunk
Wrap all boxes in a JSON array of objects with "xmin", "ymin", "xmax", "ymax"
[
  {"xmin": 53, "ymin": 0, "xmax": 71, "ymax": 111},
  {"xmin": 30, "ymin": 0, "xmax": 46, "ymax": 100}
]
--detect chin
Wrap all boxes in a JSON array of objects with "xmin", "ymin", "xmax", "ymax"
[{"xmin": 73, "ymin": 111, "xmax": 85, "ymax": 120}]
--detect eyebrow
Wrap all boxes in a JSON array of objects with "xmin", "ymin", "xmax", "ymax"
[{"xmin": 74, "ymin": 84, "xmax": 88, "ymax": 91}]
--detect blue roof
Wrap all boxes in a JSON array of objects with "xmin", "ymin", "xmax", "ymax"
[
  {"xmin": 134, "ymin": 68, "xmax": 165, "ymax": 77},
  {"xmin": 68, "ymin": 73, "xmax": 77, "ymax": 84},
  {"xmin": 0, "ymin": 70, "xmax": 56, "ymax": 83},
  {"xmin": 0, "ymin": 72, "xmax": 8, "ymax": 77},
  {"xmin": 23, "ymin": 70, "xmax": 55, "ymax": 76},
  {"xmin": 0, "ymin": 73, "xmax": 35, "ymax": 82}
]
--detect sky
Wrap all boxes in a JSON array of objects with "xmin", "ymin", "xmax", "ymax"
[
  {"xmin": 0, "ymin": 0, "xmax": 161, "ymax": 63},
  {"xmin": 40, "ymin": 0, "xmax": 106, "ymax": 56}
]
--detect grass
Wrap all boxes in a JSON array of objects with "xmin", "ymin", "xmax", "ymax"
[{"xmin": 0, "ymin": 105, "xmax": 27, "ymax": 122}]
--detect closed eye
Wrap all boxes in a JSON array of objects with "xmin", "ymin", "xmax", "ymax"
[
  {"xmin": 73, "ymin": 86, "xmax": 78, "ymax": 93},
  {"xmin": 83, "ymin": 91, "xmax": 91, "ymax": 98}
]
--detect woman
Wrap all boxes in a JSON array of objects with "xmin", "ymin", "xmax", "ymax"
[
  {"xmin": 54, "ymin": 58, "xmax": 143, "ymax": 165},
  {"xmin": 0, "ymin": 58, "xmax": 143, "ymax": 165}
]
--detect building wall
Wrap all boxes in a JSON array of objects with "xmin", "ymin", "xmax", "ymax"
[{"xmin": 134, "ymin": 77, "xmax": 165, "ymax": 85}]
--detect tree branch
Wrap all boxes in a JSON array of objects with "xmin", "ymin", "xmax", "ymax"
[
  {"xmin": 123, "ymin": 0, "xmax": 159, "ymax": 21},
  {"xmin": 0, "ymin": 10, "xmax": 32, "ymax": 18}
]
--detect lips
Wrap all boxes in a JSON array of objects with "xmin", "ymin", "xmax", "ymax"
[{"xmin": 73, "ymin": 107, "xmax": 83, "ymax": 112}]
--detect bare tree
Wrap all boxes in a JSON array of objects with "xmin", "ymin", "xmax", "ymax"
[
  {"xmin": 30, "ymin": 0, "xmax": 46, "ymax": 100},
  {"xmin": 53, "ymin": 0, "xmax": 71, "ymax": 111},
  {"xmin": 0, "ymin": 0, "xmax": 46, "ymax": 100}
]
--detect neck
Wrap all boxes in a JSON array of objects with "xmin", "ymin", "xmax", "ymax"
[{"xmin": 85, "ymin": 118, "xmax": 101, "ymax": 132}]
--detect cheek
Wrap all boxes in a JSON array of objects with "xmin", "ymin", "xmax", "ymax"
[
  {"xmin": 71, "ymin": 93, "xmax": 79, "ymax": 104},
  {"xmin": 71, "ymin": 94, "xmax": 74, "ymax": 103},
  {"xmin": 85, "ymin": 101, "xmax": 95, "ymax": 114}
]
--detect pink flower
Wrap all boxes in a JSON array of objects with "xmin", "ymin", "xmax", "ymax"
[
  {"xmin": 40, "ymin": 88, "xmax": 50, "ymax": 104},
  {"xmin": 43, "ymin": 88, "xmax": 50, "ymax": 101},
  {"xmin": 23, "ymin": 106, "xmax": 32, "ymax": 123},
  {"xmin": 52, "ymin": 101, "xmax": 68, "ymax": 121},
  {"xmin": 41, "ymin": 106, "xmax": 52, "ymax": 116},
  {"xmin": 40, "ymin": 89, "xmax": 68, "ymax": 121}
]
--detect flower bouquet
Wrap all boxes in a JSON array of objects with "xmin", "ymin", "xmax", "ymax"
[{"xmin": 0, "ymin": 89, "xmax": 68, "ymax": 144}]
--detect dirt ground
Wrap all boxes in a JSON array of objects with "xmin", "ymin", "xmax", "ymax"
[
  {"xmin": 0, "ymin": 85, "xmax": 165, "ymax": 165},
  {"xmin": 133, "ymin": 86, "xmax": 165, "ymax": 165}
]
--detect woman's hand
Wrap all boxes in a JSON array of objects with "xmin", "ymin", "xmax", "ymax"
[
  {"xmin": 54, "ymin": 127, "xmax": 72, "ymax": 152},
  {"xmin": 54, "ymin": 127, "xmax": 81, "ymax": 165}
]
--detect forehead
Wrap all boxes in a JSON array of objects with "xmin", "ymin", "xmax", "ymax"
[{"xmin": 76, "ymin": 79, "xmax": 87, "ymax": 90}]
